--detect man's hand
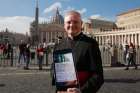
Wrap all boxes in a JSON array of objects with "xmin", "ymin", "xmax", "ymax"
[
  {"xmin": 67, "ymin": 88, "xmax": 81, "ymax": 93},
  {"xmin": 57, "ymin": 88, "xmax": 81, "ymax": 93},
  {"xmin": 66, "ymin": 80, "xmax": 77, "ymax": 86},
  {"xmin": 57, "ymin": 91, "xmax": 67, "ymax": 93}
]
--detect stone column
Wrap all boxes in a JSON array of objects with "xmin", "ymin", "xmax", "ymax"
[
  {"xmin": 97, "ymin": 36, "xmax": 99, "ymax": 43},
  {"xmin": 115, "ymin": 35, "xmax": 117, "ymax": 45},
  {"xmin": 99, "ymin": 36, "xmax": 101, "ymax": 45},
  {"xmin": 135, "ymin": 34, "xmax": 137, "ymax": 46},
  {"xmin": 121, "ymin": 35, "xmax": 123, "ymax": 44},
  {"xmin": 119, "ymin": 35, "xmax": 121, "ymax": 45},
  {"xmin": 138, "ymin": 34, "xmax": 140, "ymax": 46},
  {"xmin": 104, "ymin": 36, "xmax": 106, "ymax": 45},
  {"xmin": 111, "ymin": 35, "xmax": 113, "ymax": 45},
  {"xmin": 96, "ymin": 36, "xmax": 98, "ymax": 43},
  {"xmin": 132, "ymin": 34, "xmax": 134, "ymax": 44},
  {"xmin": 101, "ymin": 36, "xmax": 103, "ymax": 45},
  {"xmin": 130, "ymin": 34, "xmax": 132, "ymax": 43}
]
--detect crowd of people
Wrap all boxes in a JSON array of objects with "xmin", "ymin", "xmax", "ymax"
[
  {"xmin": 17, "ymin": 40, "xmax": 49, "ymax": 70},
  {"xmin": 0, "ymin": 43, "xmax": 12, "ymax": 59},
  {"xmin": 0, "ymin": 40, "xmax": 49, "ymax": 70}
]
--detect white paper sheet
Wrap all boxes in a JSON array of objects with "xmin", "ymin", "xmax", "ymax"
[{"xmin": 55, "ymin": 53, "xmax": 77, "ymax": 82}]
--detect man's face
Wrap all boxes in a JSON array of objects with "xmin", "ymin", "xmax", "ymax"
[{"xmin": 64, "ymin": 14, "xmax": 82, "ymax": 37}]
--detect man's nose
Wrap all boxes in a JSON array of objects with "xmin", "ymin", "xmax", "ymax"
[{"xmin": 69, "ymin": 22, "xmax": 74, "ymax": 26}]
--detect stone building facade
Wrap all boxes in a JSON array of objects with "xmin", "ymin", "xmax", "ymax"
[
  {"xmin": 82, "ymin": 18, "xmax": 117, "ymax": 37},
  {"xmin": 0, "ymin": 28, "xmax": 28, "ymax": 45},
  {"xmin": 30, "ymin": 0, "xmax": 66, "ymax": 45},
  {"xmin": 84, "ymin": 8, "xmax": 140, "ymax": 47},
  {"xmin": 116, "ymin": 8, "xmax": 140, "ymax": 30}
]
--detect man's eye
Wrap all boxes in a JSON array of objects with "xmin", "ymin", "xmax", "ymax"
[
  {"xmin": 66, "ymin": 21, "xmax": 79, "ymax": 24},
  {"xmin": 67, "ymin": 21, "xmax": 71, "ymax": 24}
]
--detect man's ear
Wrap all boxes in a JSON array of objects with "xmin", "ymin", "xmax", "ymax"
[
  {"xmin": 81, "ymin": 20, "xmax": 83, "ymax": 26},
  {"xmin": 81, "ymin": 21, "xmax": 83, "ymax": 31}
]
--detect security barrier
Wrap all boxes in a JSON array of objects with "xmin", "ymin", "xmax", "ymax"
[{"xmin": 0, "ymin": 46, "xmax": 140, "ymax": 67}]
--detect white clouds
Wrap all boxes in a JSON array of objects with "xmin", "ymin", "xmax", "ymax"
[
  {"xmin": 43, "ymin": 2, "xmax": 62, "ymax": 14},
  {"xmin": 77, "ymin": 8, "xmax": 87, "ymax": 15},
  {"xmin": 43, "ymin": 2, "xmax": 87, "ymax": 19},
  {"xmin": 0, "ymin": 16, "xmax": 32, "ymax": 34},
  {"xmin": 60, "ymin": 0, "xmax": 70, "ymax": 2},
  {"xmin": 1, "ymin": 16, "xmax": 50, "ymax": 34},
  {"xmin": 63, "ymin": 6, "xmax": 87, "ymax": 15},
  {"xmin": 0, "ymin": 16, "xmax": 50, "ymax": 34},
  {"xmin": 0, "ymin": 1, "xmax": 89, "ymax": 34},
  {"xmin": 90, "ymin": 14, "xmax": 111, "ymax": 21},
  {"xmin": 63, "ymin": 6, "xmax": 74, "ymax": 15},
  {"xmin": 0, "ymin": 16, "xmax": 34, "ymax": 34},
  {"xmin": 90, "ymin": 14, "xmax": 104, "ymax": 19},
  {"xmin": 83, "ymin": 14, "xmax": 113, "ymax": 23},
  {"xmin": 43, "ymin": 1, "xmax": 87, "ymax": 16}
]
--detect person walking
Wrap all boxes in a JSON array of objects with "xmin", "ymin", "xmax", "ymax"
[
  {"xmin": 6, "ymin": 42, "xmax": 12, "ymax": 59},
  {"xmin": 52, "ymin": 10, "xmax": 104, "ymax": 93},
  {"xmin": 37, "ymin": 44, "xmax": 44, "ymax": 70},
  {"xmin": 24, "ymin": 44, "xmax": 30, "ymax": 70},
  {"xmin": 125, "ymin": 42, "xmax": 138, "ymax": 70},
  {"xmin": 18, "ymin": 40, "xmax": 26, "ymax": 67},
  {"xmin": 123, "ymin": 41, "xmax": 129, "ymax": 65}
]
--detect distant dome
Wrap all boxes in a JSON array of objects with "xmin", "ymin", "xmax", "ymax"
[{"xmin": 51, "ymin": 8, "xmax": 64, "ymax": 24}]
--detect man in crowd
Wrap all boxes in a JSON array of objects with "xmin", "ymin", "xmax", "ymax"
[{"xmin": 18, "ymin": 40, "xmax": 26, "ymax": 66}]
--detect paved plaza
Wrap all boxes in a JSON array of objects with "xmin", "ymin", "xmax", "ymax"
[{"xmin": 0, "ymin": 66, "xmax": 140, "ymax": 93}]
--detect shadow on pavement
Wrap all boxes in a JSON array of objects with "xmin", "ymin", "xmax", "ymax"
[
  {"xmin": 25, "ymin": 68, "xmax": 50, "ymax": 71},
  {"xmin": 105, "ymin": 78, "xmax": 140, "ymax": 83},
  {"xmin": 0, "ymin": 84, "xmax": 5, "ymax": 87}
]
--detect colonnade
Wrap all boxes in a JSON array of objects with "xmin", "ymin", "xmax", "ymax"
[
  {"xmin": 40, "ymin": 31, "xmax": 65, "ymax": 44},
  {"xmin": 93, "ymin": 28, "xmax": 140, "ymax": 47}
]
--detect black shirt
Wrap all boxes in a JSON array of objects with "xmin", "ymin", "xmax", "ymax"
[{"xmin": 54, "ymin": 32, "xmax": 104, "ymax": 93}]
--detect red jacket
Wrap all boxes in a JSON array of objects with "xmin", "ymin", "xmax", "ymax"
[{"xmin": 37, "ymin": 48, "xmax": 44, "ymax": 56}]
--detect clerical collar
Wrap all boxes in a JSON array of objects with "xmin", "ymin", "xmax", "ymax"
[{"xmin": 68, "ymin": 32, "xmax": 83, "ymax": 40}]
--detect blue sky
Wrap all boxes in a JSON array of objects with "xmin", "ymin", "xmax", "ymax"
[{"xmin": 0, "ymin": 0, "xmax": 140, "ymax": 34}]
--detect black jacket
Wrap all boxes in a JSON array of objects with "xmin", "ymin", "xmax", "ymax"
[{"xmin": 53, "ymin": 32, "xmax": 104, "ymax": 93}]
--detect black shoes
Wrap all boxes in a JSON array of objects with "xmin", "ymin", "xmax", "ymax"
[
  {"xmin": 124, "ymin": 67, "xmax": 138, "ymax": 70},
  {"xmin": 124, "ymin": 68, "xmax": 129, "ymax": 70},
  {"xmin": 39, "ymin": 68, "xmax": 43, "ymax": 70},
  {"xmin": 24, "ymin": 67, "xmax": 29, "ymax": 70},
  {"xmin": 135, "ymin": 67, "xmax": 138, "ymax": 70}
]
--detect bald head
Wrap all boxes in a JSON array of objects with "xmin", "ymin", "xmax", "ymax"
[{"xmin": 64, "ymin": 10, "xmax": 81, "ymax": 20}]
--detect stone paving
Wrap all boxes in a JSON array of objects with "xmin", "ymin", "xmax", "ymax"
[{"xmin": 0, "ymin": 66, "xmax": 140, "ymax": 93}]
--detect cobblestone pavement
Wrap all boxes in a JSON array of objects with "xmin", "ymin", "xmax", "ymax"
[
  {"xmin": 99, "ymin": 67, "xmax": 140, "ymax": 93},
  {"xmin": 0, "ymin": 66, "xmax": 140, "ymax": 93},
  {"xmin": 0, "ymin": 66, "xmax": 55, "ymax": 93}
]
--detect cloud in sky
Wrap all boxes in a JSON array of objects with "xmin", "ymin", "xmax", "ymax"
[
  {"xmin": 0, "ymin": 16, "xmax": 33, "ymax": 34},
  {"xmin": 0, "ymin": 16, "xmax": 48, "ymax": 34},
  {"xmin": 90, "ymin": 14, "xmax": 110, "ymax": 21},
  {"xmin": 83, "ymin": 14, "xmax": 113, "ymax": 23},
  {"xmin": 77, "ymin": 8, "xmax": 87, "ymax": 15},
  {"xmin": 43, "ymin": 2, "xmax": 62, "ymax": 14},
  {"xmin": 90, "ymin": 14, "xmax": 104, "ymax": 19},
  {"xmin": 63, "ymin": 6, "xmax": 87, "ymax": 16},
  {"xmin": 0, "ymin": 2, "xmax": 88, "ymax": 35},
  {"xmin": 60, "ymin": 0, "xmax": 70, "ymax": 2}
]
